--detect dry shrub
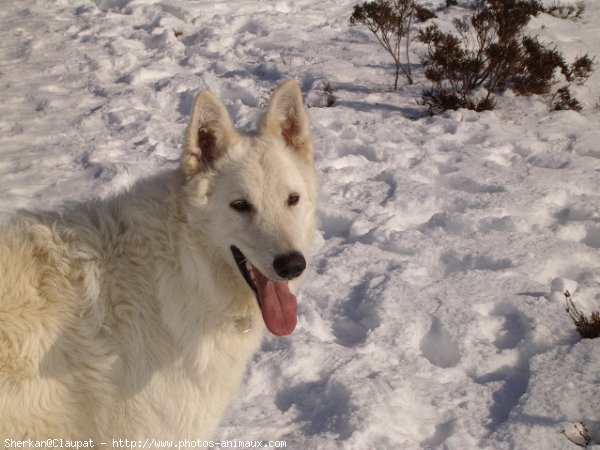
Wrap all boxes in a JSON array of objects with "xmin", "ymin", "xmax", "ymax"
[
  {"xmin": 418, "ymin": 0, "xmax": 593, "ymax": 114},
  {"xmin": 350, "ymin": 0, "xmax": 427, "ymax": 88},
  {"xmin": 565, "ymin": 290, "xmax": 600, "ymax": 339}
]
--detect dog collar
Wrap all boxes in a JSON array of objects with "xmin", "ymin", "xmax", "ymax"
[{"xmin": 234, "ymin": 316, "xmax": 253, "ymax": 333}]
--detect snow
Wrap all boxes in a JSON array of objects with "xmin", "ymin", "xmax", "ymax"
[{"xmin": 1, "ymin": 0, "xmax": 600, "ymax": 448}]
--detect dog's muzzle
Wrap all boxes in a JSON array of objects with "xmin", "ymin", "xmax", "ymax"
[{"xmin": 230, "ymin": 245, "xmax": 302, "ymax": 336}]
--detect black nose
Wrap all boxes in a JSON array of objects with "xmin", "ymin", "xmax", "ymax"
[{"xmin": 273, "ymin": 251, "xmax": 306, "ymax": 280}]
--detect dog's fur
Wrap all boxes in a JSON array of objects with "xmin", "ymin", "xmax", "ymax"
[{"xmin": 0, "ymin": 80, "xmax": 317, "ymax": 441}]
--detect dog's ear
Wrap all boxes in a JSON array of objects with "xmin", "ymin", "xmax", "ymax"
[
  {"xmin": 183, "ymin": 91, "xmax": 237, "ymax": 178},
  {"xmin": 262, "ymin": 80, "xmax": 313, "ymax": 163}
]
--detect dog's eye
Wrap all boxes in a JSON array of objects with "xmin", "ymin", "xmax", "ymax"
[
  {"xmin": 287, "ymin": 193, "xmax": 300, "ymax": 207},
  {"xmin": 230, "ymin": 199, "xmax": 253, "ymax": 213}
]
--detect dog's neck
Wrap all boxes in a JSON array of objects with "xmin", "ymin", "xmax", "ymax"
[{"xmin": 151, "ymin": 197, "xmax": 261, "ymax": 353}]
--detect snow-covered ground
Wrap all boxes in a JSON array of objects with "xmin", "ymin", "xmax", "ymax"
[{"xmin": 1, "ymin": 0, "xmax": 600, "ymax": 448}]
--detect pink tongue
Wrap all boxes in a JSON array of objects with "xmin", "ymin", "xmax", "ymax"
[{"xmin": 251, "ymin": 267, "xmax": 297, "ymax": 336}]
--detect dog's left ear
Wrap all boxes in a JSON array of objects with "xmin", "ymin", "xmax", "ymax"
[{"xmin": 262, "ymin": 80, "xmax": 313, "ymax": 164}]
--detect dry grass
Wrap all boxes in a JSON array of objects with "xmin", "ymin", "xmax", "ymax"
[{"xmin": 565, "ymin": 290, "xmax": 600, "ymax": 339}]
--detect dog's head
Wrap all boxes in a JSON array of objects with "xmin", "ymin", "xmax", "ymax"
[{"xmin": 181, "ymin": 80, "xmax": 318, "ymax": 336}]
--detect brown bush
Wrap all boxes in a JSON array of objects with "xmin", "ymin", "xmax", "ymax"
[
  {"xmin": 418, "ymin": 0, "xmax": 592, "ymax": 113},
  {"xmin": 350, "ymin": 0, "xmax": 421, "ymax": 88},
  {"xmin": 565, "ymin": 290, "xmax": 600, "ymax": 339}
]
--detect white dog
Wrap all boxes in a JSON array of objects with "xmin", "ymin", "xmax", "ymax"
[{"xmin": 0, "ymin": 80, "xmax": 318, "ymax": 442}]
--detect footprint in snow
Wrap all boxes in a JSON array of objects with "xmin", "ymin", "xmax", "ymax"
[
  {"xmin": 446, "ymin": 175, "xmax": 506, "ymax": 194},
  {"xmin": 275, "ymin": 376, "xmax": 353, "ymax": 439},
  {"xmin": 332, "ymin": 278, "xmax": 382, "ymax": 348},
  {"xmin": 419, "ymin": 317, "xmax": 460, "ymax": 369},
  {"xmin": 492, "ymin": 311, "xmax": 527, "ymax": 351}
]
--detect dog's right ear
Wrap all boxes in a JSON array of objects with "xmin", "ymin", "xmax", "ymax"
[{"xmin": 182, "ymin": 91, "xmax": 237, "ymax": 178}]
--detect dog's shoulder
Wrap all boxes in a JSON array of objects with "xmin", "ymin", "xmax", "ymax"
[{"xmin": 0, "ymin": 212, "xmax": 79, "ymax": 304}]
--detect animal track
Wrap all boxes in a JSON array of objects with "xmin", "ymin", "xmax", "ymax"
[
  {"xmin": 553, "ymin": 197, "xmax": 600, "ymax": 248},
  {"xmin": 318, "ymin": 207, "xmax": 355, "ymax": 240},
  {"xmin": 446, "ymin": 176, "xmax": 506, "ymax": 194},
  {"xmin": 332, "ymin": 277, "xmax": 382, "ymax": 348},
  {"xmin": 493, "ymin": 312, "xmax": 526, "ymax": 350},
  {"xmin": 472, "ymin": 305, "xmax": 532, "ymax": 431},
  {"xmin": 583, "ymin": 225, "xmax": 600, "ymax": 248},
  {"xmin": 441, "ymin": 251, "xmax": 514, "ymax": 275},
  {"xmin": 275, "ymin": 375, "xmax": 353, "ymax": 439},
  {"xmin": 419, "ymin": 317, "xmax": 460, "ymax": 369}
]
